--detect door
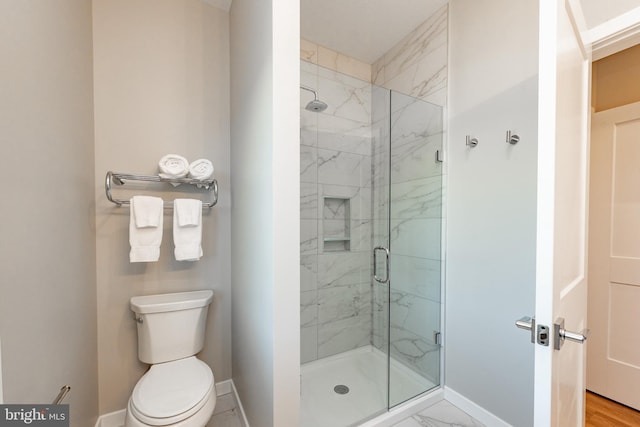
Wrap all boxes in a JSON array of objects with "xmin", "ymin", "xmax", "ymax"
[
  {"xmin": 371, "ymin": 87, "xmax": 443, "ymax": 410},
  {"xmin": 534, "ymin": 1, "xmax": 590, "ymax": 426},
  {"xmin": 588, "ymin": 101, "xmax": 640, "ymax": 410},
  {"xmin": 387, "ymin": 91, "xmax": 443, "ymax": 408}
]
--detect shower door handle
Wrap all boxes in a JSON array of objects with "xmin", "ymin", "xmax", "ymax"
[{"xmin": 373, "ymin": 246, "xmax": 390, "ymax": 284}]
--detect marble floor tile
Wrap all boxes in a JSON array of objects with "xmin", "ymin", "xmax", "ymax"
[
  {"xmin": 207, "ymin": 407, "xmax": 243, "ymax": 427},
  {"xmin": 393, "ymin": 418, "xmax": 425, "ymax": 427},
  {"xmin": 206, "ymin": 393, "xmax": 245, "ymax": 427},
  {"xmin": 212, "ymin": 393, "xmax": 236, "ymax": 415},
  {"xmin": 393, "ymin": 400, "xmax": 485, "ymax": 427},
  {"xmin": 204, "ymin": 387, "xmax": 483, "ymax": 427}
]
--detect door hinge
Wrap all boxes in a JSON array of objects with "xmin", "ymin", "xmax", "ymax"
[{"xmin": 434, "ymin": 331, "xmax": 441, "ymax": 346}]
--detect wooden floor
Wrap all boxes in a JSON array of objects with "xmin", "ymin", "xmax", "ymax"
[{"xmin": 586, "ymin": 391, "xmax": 640, "ymax": 427}]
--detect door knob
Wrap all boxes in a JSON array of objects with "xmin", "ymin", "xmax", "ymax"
[
  {"xmin": 516, "ymin": 316, "xmax": 534, "ymax": 330},
  {"xmin": 554, "ymin": 317, "xmax": 590, "ymax": 350},
  {"xmin": 515, "ymin": 316, "xmax": 536, "ymax": 344}
]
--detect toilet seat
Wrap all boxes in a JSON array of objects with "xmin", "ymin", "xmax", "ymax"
[{"xmin": 130, "ymin": 357, "xmax": 214, "ymax": 426}]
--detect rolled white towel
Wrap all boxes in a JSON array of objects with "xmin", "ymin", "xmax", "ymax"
[
  {"xmin": 188, "ymin": 159, "xmax": 214, "ymax": 188},
  {"xmin": 158, "ymin": 154, "xmax": 189, "ymax": 186}
]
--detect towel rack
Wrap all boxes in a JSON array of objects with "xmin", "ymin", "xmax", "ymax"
[
  {"xmin": 52, "ymin": 385, "xmax": 71, "ymax": 404},
  {"xmin": 105, "ymin": 171, "xmax": 218, "ymax": 208}
]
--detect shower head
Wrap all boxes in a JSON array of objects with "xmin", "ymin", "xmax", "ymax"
[
  {"xmin": 300, "ymin": 85, "xmax": 328, "ymax": 113},
  {"xmin": 305, "ymin": 99, "xmax": 328, "ymax": 112}
]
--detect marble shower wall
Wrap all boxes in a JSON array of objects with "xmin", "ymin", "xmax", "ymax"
[
  {"xmin": 301, "ymin": 39, "xmax": 372, "ymax": 83},
  {"xmin": 372, "ymin": 4, "xmax": 448, "ymax": 107},
  {"xmin": 371, "ymin": 86, "xmax": 391, "ymax": 355},
  {"xmin": 371, "ymin": 90, "xmax": 443, "ymax": 386},
  {"xmin": 300, "ymin": 5, "xmax": 447, "ymax": 379},
  {"xmin": 370, "ymin": 5, "xmax": 448, "ymax": 386},
  {"xmin": 389, "ymin": 94, "xmax": 443, "ymax": 386},
  {"xmin": 300, "ymin": 59, "xmax": 374, "ymax": 364}
]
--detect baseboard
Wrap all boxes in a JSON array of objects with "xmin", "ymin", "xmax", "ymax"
[
  {"xmin": 215, "ymin": 379, "xmax": 233, "ymax": 396},
  {"xmin": 359, "ymin": 388, "xmax": 444, "ymax": 427},
  {"xmin": 444, "ymin": 387, "xmax": 512, "ymax": 427},
  {"xmin": 230, "ymin": 380, "xmax": 251, "ymax": 427},
  {"xmin": 94, "ymin": 379, "xmax": 247, "ymax": 427},
  {"xmin": 94, "ymin": 409, "xmax": 125, "ymax": 427}
]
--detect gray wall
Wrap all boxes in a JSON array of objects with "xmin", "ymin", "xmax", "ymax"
[
  {"xmin": 92, "ymin": 0, "xmax": 231, "ymax": 414},
  {"xmin": 230, "ymin": 0, "xmax": 300, "ymax": 425},
  {"xmin": 0, "ymin": 1, "xmax": 99, "ymax": 425},
  {"xmin": 446, "ymin": 0, "xmax": 538, "ymax": 425}
]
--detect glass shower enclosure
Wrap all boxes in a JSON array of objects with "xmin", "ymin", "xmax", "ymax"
[
  {"xmin": 373, "ymin": 87, "xmax": 443, "ymax": 408},
  {"xmin": 300, "ymin": 61, "xmax": 443, "ymax": 426}
]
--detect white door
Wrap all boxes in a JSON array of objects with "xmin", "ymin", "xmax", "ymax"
[
  {"xmin": 534, "ymin": 1, "xmax": 591, "ymax": 426},
  {"xmin": 588, "ymin": 101, "xmax": 640, "ymax": 410}
]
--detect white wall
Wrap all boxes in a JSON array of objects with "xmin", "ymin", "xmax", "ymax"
[
  {"xmin": 230, "ymin": 0, "xmax": 300, "ymax": 426},
  {"xmin": 580, "ymin": 0, "xmax": 640, "ymax": 29},
  {"xmin": 0, "ymin": 1, "xmax": 98, "ymax": 425},
  {"xmin": 447, "ymin": 1, "xmax": 539, "ymax": 425},
  {"xmin": 92, "ymin": 0, "xmax": 231, "ymax": 414}
]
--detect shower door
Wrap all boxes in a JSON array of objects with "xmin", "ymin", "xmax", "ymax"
[
  {"xmin": 373, "ymin": 89, "xmax": 443, "ymax": 408},
  {"xmin": 299, "ymin": 61, "xmax": 443, "ymax": 427}
]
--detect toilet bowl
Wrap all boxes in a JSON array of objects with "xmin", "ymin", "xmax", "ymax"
[
  {"xmin": 125, "ymin": 291, "xmax": 216, "ymax": 427},
  {"xmin": 125, "ymin": 357, "xmax": 216, "ymax": 427}
]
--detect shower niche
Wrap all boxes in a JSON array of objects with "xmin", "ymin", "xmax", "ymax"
[{"xmin": 322, "ymin": 197, "xmax": 351, "ymax": 252}]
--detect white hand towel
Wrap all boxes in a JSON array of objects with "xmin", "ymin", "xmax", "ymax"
[
  {"xmin": 132, "ymin": 195, "xmax": 163, "ymax": 228},
  {"xmin": 158, "ymin": 154, "xmax": 189, "ymax": 186},
  {"xmin": 173, "ymin": 198, "xmax": 203, "ymax": 261},
  {"xmin": 188, "ymin": 159, "xmax": 214, "ymax": 188},
  {"xmin": 130, "ymin": 196, "xmax": 164, "ymax": 262}
]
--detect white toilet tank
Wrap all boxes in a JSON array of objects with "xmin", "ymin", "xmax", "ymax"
[{"xmin": 130, "ymin": 290, "xmax": 213, "ymax": 364}]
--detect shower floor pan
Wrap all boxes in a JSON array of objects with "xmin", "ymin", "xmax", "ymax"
[{"xmin": 301, "ymin": 345, "xmax": 435, "ymax": 427}]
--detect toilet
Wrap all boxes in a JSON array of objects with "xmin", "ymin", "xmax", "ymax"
[{"xmin": 125, "ymin": 290, "xmax": 216, "ymax": 427}]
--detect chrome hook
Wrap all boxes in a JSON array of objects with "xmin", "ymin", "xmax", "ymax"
[
  {"xmin": 506, "ymin": 130, "xmax": 520, "ymax": 145},
  {"xmin": 466, "ymin": 135, "xmax": 479, "ymax": 148}
]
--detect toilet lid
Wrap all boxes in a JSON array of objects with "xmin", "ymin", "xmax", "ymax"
[{"xmin": 131, "ymin": 357, "xmax": 214, "ymax": 425}]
